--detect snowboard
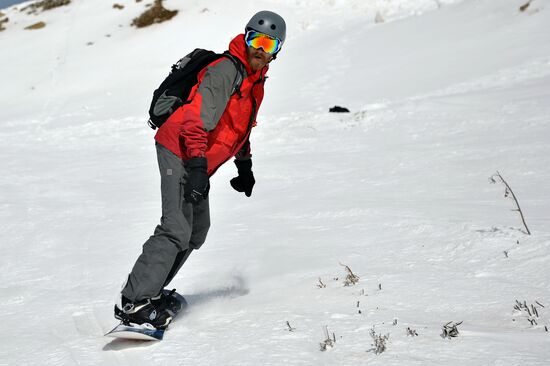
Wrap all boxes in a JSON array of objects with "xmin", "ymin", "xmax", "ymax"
[{"xmin": 105, "ymin": 290, "xmax": 187, "ymax": 341}]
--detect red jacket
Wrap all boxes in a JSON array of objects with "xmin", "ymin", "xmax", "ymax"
[{"xmin": 154, "ymin": 34, "xmax": 267, "ymax": 176}]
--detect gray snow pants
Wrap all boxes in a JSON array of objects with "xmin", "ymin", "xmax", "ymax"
[{"xmin": 122, "ymin": 142, "xmax": 210, "ymax": 302}]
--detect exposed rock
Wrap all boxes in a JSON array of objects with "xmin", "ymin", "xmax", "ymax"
[
  {"xmin": 41, "ymin": 0, "xmax": 70, "ymax": 10},
  {"xmin": 519, "ymin": 0, "xmax": 532, "ymax": 12},
  {"xmin": 329, "ymin": 106, "xmax": 350, "ymax": 113},
  {"xmin": 21, "ymin": 0, "xmax": 71, "ymax": 15},
  {"xmin": 25, "ymin": 21, "xmax": 46, "ymax": 30},
  {"xmin": 132, "ymin": 0, "xmax": 178, "ymax": 28},
  {"xmin": 0, "ymin": 17, "xmax": 8, "ymax": 32},
  {"xmin": 113, "ymin": 4, "xmax": 124, "ymax": 10}
]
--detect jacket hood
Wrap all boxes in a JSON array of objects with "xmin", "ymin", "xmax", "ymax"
[{"xmin": 228, "ymin": 34, "xmax": 269, "ymax": 77}]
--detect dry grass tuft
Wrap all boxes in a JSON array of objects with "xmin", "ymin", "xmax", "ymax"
[{"xmin": 132, "ymin": 0, "xmax": 178, "ymax": 28}]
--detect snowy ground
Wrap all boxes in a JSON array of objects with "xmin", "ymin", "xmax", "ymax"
[{"xmin": 1, "ymin": 0, "xmax": 549, "ymax": 365}]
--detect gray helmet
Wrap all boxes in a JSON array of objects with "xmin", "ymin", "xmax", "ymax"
[{"xmin": 246, "ymin": 10, "xmax": 286, "ymax": 44}]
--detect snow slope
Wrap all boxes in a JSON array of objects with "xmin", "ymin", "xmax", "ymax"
[{"xmin": 1, "ymin": 0, "xmax": 549, "ymax": 365}]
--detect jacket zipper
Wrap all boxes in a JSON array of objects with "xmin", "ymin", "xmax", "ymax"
[{"xmin": 209, "ymin": 75, "xmax": 265, "ymax": 176}]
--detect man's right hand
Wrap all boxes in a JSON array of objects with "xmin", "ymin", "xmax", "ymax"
[{"xmin": 184, "ymin": 157, "xmax": 209, "ymax": 204}]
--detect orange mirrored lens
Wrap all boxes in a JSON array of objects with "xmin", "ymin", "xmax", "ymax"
[{"xmin": 245, "ymin": 31, "xmax": 281, "ymax": 54}]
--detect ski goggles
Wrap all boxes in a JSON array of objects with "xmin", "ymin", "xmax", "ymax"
[{"xmin": 245, "ymin": 30, "xmax": 282, "ymax": 55}]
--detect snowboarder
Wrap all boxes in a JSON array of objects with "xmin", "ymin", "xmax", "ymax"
[{"xmin": 114, "ymin": 11, "xmax": 287, "ymax": 330}]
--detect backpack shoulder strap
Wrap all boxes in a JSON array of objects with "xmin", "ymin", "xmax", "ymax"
[
  {"xmin": 222, "ymin": 51, "xmax": 245, "ymax": 98},
  {"xmin": 173, "ymin": 49, "xmax": 220, "ymax": 74}
]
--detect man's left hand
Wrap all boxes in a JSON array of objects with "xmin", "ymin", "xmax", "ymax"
[{"xmin": 230, "ymin": 159, "xmax": 255, "ymax": 197}]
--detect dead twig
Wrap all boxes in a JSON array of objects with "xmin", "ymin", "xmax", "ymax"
[
  {"xmin": 286, "ymin": 321, "xmax": 295, "ymax": 332},
  {"xmin": 441, "ymin": 321, "xmax": 462, "ymax": 339},
  {"xmin": 319, "ymin": 326, "xmax": 335, "ymax": 351},
  {"xmin": 489, "ymin": 171, "xmax": 531, "ymax": 235},
  {"xmin": 514, "ymin": 300, "xmax": 545, "ymax": 329}
]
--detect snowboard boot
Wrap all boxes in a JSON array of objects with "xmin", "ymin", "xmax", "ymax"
[
  {"xmin": 114, "ymin": 295, "xmax": 173, "ymax": 330},
  {"xmin": 151, "ymin": 289, "xmax": 182, "ymax": 315}
]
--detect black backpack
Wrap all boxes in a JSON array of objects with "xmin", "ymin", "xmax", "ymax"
[{"xmin": 147, "ymin": 48, "xmax": 245, "ymax": 130}]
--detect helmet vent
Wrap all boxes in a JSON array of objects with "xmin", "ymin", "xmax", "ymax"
[{"xmin": 246, "ymin": 11, "xmax": 286, "ymax": 44}]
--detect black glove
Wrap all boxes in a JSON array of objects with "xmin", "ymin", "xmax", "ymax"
[
  {"xmin": 230, "ymin": 159, "xmax": 255, "ymax": 197},
  {"xmin": 184, "ymin": 157, "xmax": 209, "ymax": 204}
]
